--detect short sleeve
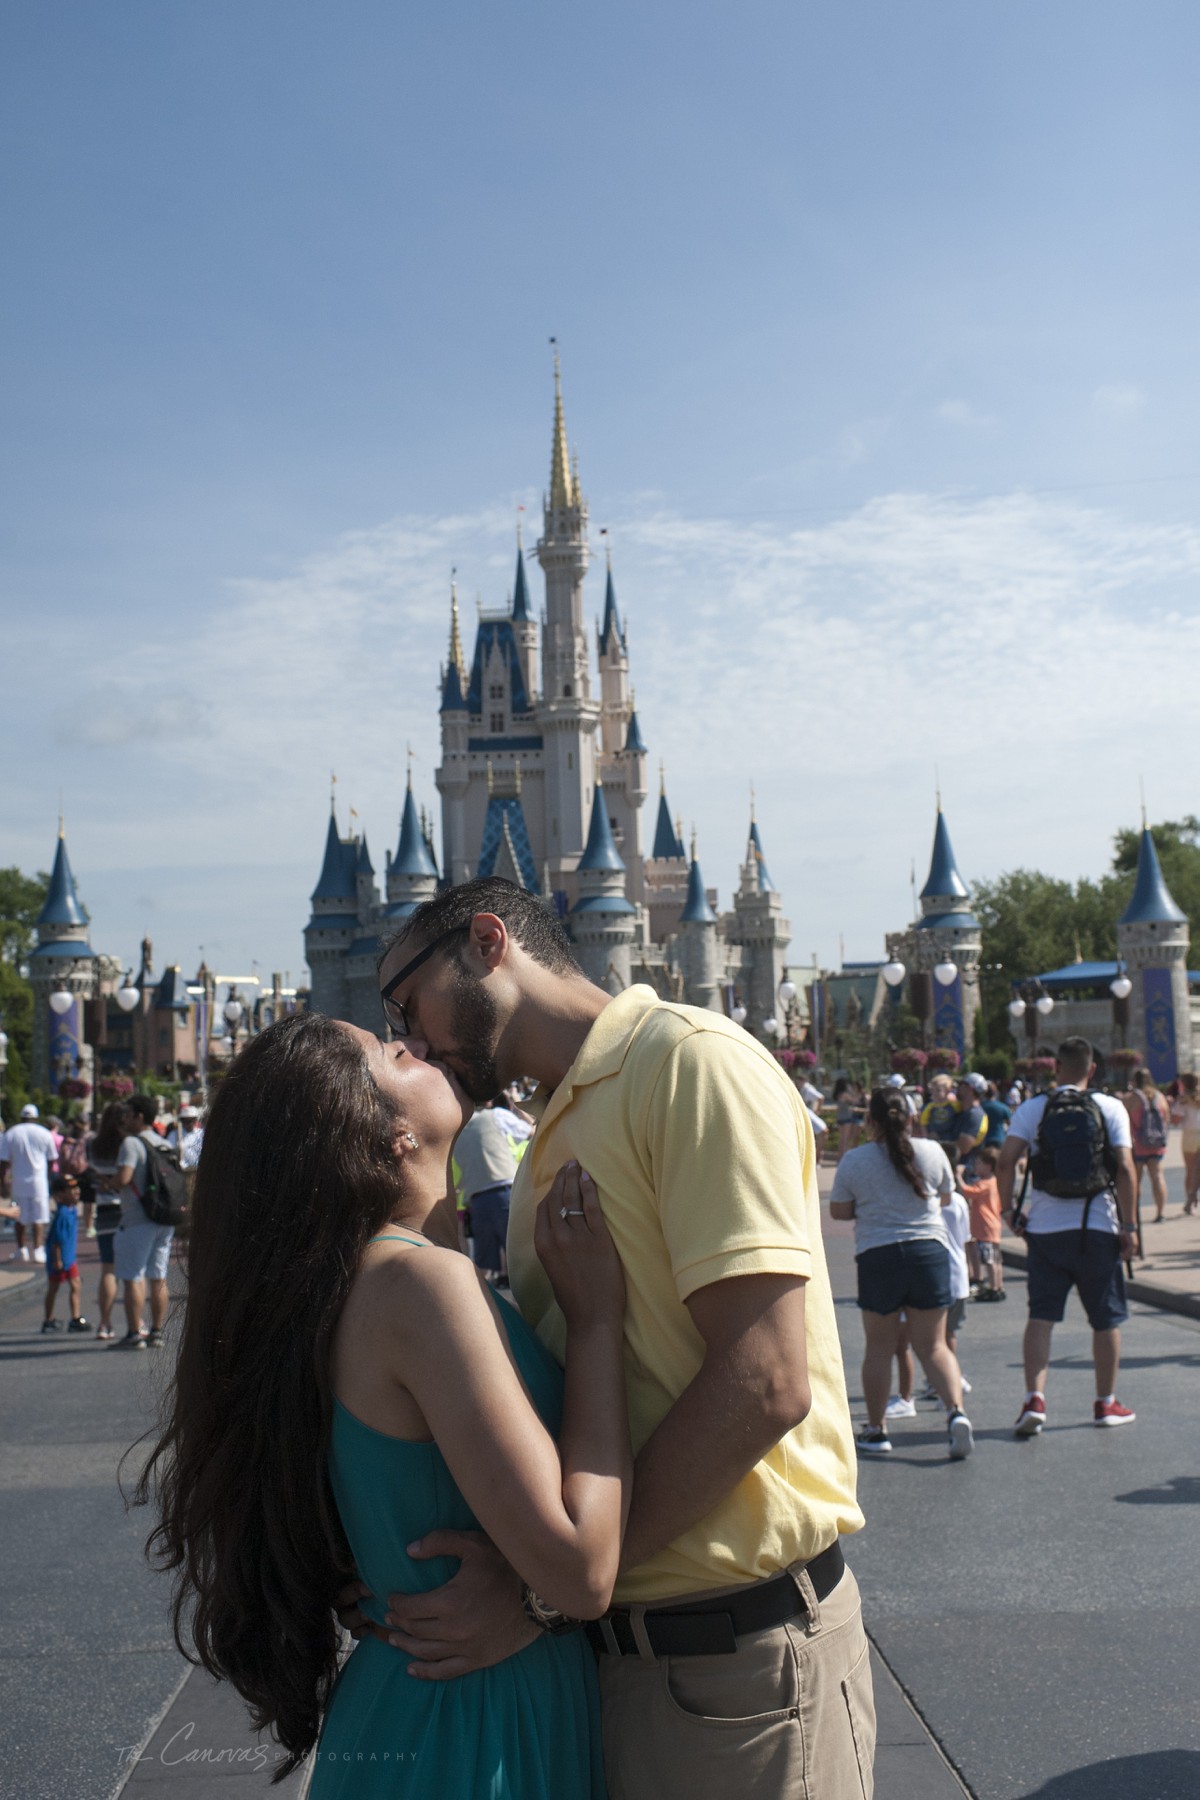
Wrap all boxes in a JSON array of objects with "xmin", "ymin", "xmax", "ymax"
[
  {"xmin": 933, "ymin": 1145, "xmax": 954, "ymax": 1196},
  {"xmin": 645, "ymin": 1033, "xmax": 813, "ymax": 1302},
  {"xmin": 1103, "ymin": 1099, "xmax": 1133, "ymax": 1150},
  {"xmin": 118, "ymin": 1135, "xmax": 140, "ymax": 1173},
  {"xmin": 1008, "ymin": 1099, "xmax": 1039, "ymax": 1143}
]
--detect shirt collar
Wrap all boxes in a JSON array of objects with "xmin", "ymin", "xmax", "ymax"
[{"xmin": 529, "ymin": 985, "xmax": 662, "ymax": 1130}]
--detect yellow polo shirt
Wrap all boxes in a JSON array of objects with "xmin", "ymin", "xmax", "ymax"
[{"xmin": 507, "ymin": 985, "xmax": 862, "ymax": 1604}]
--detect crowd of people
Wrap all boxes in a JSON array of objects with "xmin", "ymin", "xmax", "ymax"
[
  {"xmin": 818, "ymin": 1049, "xmax": 1193, "ymax": 1458},
  {"xmin": 0, "ymin": 1095, "xmax": 202, "ymax": 1347},
  {"xmin": 2, "ymin": 892, "xmax": 1193, "ymax": 1799}
]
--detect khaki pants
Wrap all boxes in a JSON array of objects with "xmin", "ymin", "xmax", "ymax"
[{"xmin": 598, "ymin": 1564, "xmax": 875, "ymax": 1800}]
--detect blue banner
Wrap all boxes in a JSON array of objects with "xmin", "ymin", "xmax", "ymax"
[
  {"xmin": 1142, "ymin": 966, "xmax": 1178, "ymax": 1084},
  {"xmin": 933, "ymin": 972, "xmax": 965, "ymax": 1062},
  {"xmin": 48, "ymin": 997, "xmax": 82, "ymax": 1092}
]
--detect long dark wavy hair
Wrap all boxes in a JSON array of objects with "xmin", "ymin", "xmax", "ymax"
[
  {"xmin": 868, "ymin": 1087, "xmax": 926, "ymax": 1198},
  {"xmin": 132, "ymin": 1013, "xmax": 410, "ymax": 1780},
  {"xmin": 91, "ymin": 1100, "xmax": 131, "ymax": 1162}
]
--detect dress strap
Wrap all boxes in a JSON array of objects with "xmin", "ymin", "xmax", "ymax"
[{"xmin": 366, "ymin": 1232, "xmax": 428, "ymax": 1248}]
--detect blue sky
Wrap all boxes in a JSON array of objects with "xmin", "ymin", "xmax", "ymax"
[{"xmin": 3, "ymin": 2, "xmax": 1199, "ymax": 986}]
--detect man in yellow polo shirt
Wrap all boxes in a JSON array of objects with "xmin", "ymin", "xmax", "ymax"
[{"xmin": 372, "ymin": 879, "xmax": 872, "ymax": 1799}]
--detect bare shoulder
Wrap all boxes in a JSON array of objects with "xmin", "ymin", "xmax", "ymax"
[{"xmin": 355, "ymin": 1241, "xmax": 492, "ymax": 1342}]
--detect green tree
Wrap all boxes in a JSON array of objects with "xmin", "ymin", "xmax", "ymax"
[{"xmin": 0, "ymin": 866, "xmax": 50, "ymax": 1119}]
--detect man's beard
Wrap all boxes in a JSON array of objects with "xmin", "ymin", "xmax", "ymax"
[{"xmin": 446, "ymin": 969, "xmax": 503, "ymax": 1102}]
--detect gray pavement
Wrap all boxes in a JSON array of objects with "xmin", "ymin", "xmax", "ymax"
[
  {"xmin": 826, "ymin": 1204, "xmax": 1200, "ymax": 1799},
  {"xmin": 4, "ymin": 1197, "xmax": 1198, "ymax": 1799}
]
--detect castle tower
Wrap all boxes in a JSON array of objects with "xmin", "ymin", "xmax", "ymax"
[
  {"xmin": 386, "ymin": 769, "xmax": 440, "ymax": 921},
  {"xmin": 1117, "ymin": 825, "xmax": 1192, "ymax": 1080},
  {"xmin": 510, "ymin": 523, "xmax": 539, "ymax": 708},
  {"xmin": 304, "ymin": 804, "xmax": 359, "ymax": 1020},
  {"xmin": 593, "ymin": 548, "xmax": 648, "ymax": 901},
  {"xmin": 29, "ymin": 823, "xmax": 99, "ymax": 1093},
  {"xmin": 570, "ymin": 782, "xmax": 636, "ymax": 993},
  {"xmin": 726, "ymin": 804, "xmax": 791, "ymax": 1036},
  {"xmin": 436, "ymin": 581, "xmax": 472, "ymax": 882},
  {"xmin": 643, "ymin": 765, "xmax": 690, "ymax": 943},
  {"xmin": 535, "ymin": 349, "xmax": 600, "ymax": 886},
  {"xmin": 913, "ymin": 806, "xmax": 982, "ymax": 1060},
  {"xmin": 677, "ymin": 834, "xmax": 720, "ymax": 1012}
]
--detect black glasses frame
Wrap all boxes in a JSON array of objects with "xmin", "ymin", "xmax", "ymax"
[{"xmin": 379, "ymin": 925, "xmax": 468, "ymax": 1036}]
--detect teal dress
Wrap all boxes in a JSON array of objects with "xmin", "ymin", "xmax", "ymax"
[{"xmin": 310, "ymin": 1238, "xmax": 606, "ymax": 1800}]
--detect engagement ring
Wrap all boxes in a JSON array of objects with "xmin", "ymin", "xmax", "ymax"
[{"xmin": 560, "ymin": 1207, "xmax": 586, "ymax": 1219}]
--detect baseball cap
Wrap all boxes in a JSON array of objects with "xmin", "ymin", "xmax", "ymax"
[
  {"xmin": 962, "ymin": 1072, "xmax": 987, "ymax": 1094},
  {"xmin": 20, "ymin": 1103, "xmax": 38, "ymax": 1120},
  {"xmin": 179, "ymin": 1105, "xmax": 199, "ymax": 1120},
  {"xmin": 886, "ymin": 1073, "xmax": 906, "ymax": 1089}
]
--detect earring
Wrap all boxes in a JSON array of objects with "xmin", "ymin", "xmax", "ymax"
[{"xmin": 403, "ymin": 1131, "xmax": 419, "ymax": 1150}]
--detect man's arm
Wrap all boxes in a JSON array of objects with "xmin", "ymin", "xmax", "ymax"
[
  {"xmin": 617, "ymin": 1272, "xmax": 810, "ymax": 1575},
  {"xmin": 1112, "ymin": 1146, "xmax": 1138, "ymax": 1241},
  {"xmin": 995, "ymin": 1135, "xmax": 1027, "ymax": 1220}
]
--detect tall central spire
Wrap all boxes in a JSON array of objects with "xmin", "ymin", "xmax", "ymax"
[
  {"xmin": 549, "ymin": 341, "xmax": 575, "ymax": 510},
  {"xmin": 449, "ymin": 577, "xmax": 467, "ymax": 685}
]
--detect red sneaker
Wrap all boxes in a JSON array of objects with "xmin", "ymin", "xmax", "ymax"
[
  {"xmin": 1094, "ymin": 1398, "xmax": 1136, "ymax": 1427},
  {"xmin": 1014, "ymin": 1395, "xmax": 1046, "ymax": 1437}
]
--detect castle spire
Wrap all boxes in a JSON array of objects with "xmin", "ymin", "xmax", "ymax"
[
  {"xmin": 1119, "ymin": 826, "xmax": 1186, "ymax": 925},
  {"xmin": 549, "ymin": 340, "xmax": 575, "ymax": 510},
  {"xmin": 37, "ymin": 828, "xmax": 89, "ymax": 930},
  {"xmin": 578, "ymin": 781, "xmax": 626, "ymax": 873},
  {"xmin": 680, "ymin": 834, "xmax": 717, "ymax": 925},
  {"xmin": 920, "ymin": 807, "xmax": 969, "ymax": 902},
  {"xmin": 511, "ymin": 531, "xmax": 532, "ymax": 622},
  {"xmin": 449, "ymin": 576, "xmax": 467, "ymax": 685},
  {"xmin": 598, "ymin": 551, "xmax": 625, "ymax": 657}
]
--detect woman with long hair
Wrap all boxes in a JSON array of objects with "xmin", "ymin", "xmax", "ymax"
[
  {"xmin": 829, "ymin": 1086, "xmax": 973, "ymax": 1460},
  {"xmin": 135, "ymin": 1012, "xmax": 630, "ymax": 1796},
  {"xmin": 88, "ymin": 1101, "xmax": 129, "ymax": 1341},
  {"xmin": 1127, "ymin": 1066, "xmax": 1171, "ymax": 1221}
]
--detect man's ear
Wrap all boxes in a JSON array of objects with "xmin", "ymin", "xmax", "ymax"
[{"xmin": 466, "ymin": 912, "xmax": 509, "ymax": 973}]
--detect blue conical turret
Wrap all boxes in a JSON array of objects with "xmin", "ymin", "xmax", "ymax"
[
  {"xmin": 311, "ymin": 811, "xmax": 356, "ymax": 902},
  {"xmin": 578, "ymin": 782, "xmax": 626, "ymax": 873},
  {"xmin": 651, "ymin": 791, "xmax": 686, "ymax": 860},
  {"xmin": 680, "ymin": 850, "xmax": 717, "ymax": 925},
  {"xmin": 748, "ymin": 819, "xmax": 774, "ymax": 893},
  {"xmin": 625, "ymin": 710, "xmax": 647, "ymax": 755},
  {"xmin": 599, "ymin": 563, "xmax": 625, "ymax": 658},
  {"xmin": 920, "ymin": 809, "xmax": 970, "ymax": 902},
  {"xmin": 394, "ymin": 783, "xmax": 439, "ymax": 879},
  {"xmin": 440, "ymin": 659, "xmax": 468, "ymax": 712},
  {"xmin": 38, "ymin": 831, "xmax": 89, "ymax": 929},
  {"xmin": 1119, "ymin": 828, "xmax": 1186, "ymax": 925},
  {"xmin": 356, "ymin": 835, "xmax": 374, "ymax": 878},
  {"xmin": 512, "ymin": 543, "xmax": 532, "ymax": 622}
]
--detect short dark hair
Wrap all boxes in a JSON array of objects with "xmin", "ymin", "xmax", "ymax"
[
  {"xmin": 1056, "ymin": 1037, "xmax": 1093, "ymax": 1081},
  {"xmin": 974, "ymin": 1143, "xmax": 1000, "ymax": 1171},
  {"xmin": 378, "ymin": 878, "xmax": 581, "ymax": 977},
  {"xmin": 128, "ymin": 1093, "xmax": 159, "ymax": 1127}
]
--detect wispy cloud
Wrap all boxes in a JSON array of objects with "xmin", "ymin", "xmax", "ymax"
[
  {"xmin": 936, "ymin": 398, "xmax": 996, "ymax": 428},
  {"xmin": 1092, "ymin": 382, "xmax": 1146, "ymax": 416},
  {"xmin": 24, "ymin": 486, "xmax": 1200, "ymax": 971}
]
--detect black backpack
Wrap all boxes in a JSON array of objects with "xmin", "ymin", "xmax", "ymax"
[
  {"xmin": 141, "ymin": 1140, "xmax": 189, "ymax": 1228},
  {"xmin": 1023, "ymin": 1089, "xmax": 1116, "ymax": 1241}
]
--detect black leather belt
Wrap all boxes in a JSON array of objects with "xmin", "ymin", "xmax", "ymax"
[{"xmin": 586, "ymin": 1540, "xmax": 844, "ymax": 1658}]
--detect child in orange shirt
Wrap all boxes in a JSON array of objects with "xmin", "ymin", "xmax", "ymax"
[{"xmin": 961, "ymin": 1143, "xmax": 1006, "ymax": 1301}]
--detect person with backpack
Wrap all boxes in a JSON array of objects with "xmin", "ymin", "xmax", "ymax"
[
  {"xmin": 114, "ymin": 1092, "xmax": 185, "ymax": 1350},
  {"xmin": 1125, "ymin": 1067, "xmax": 1171, "ymax": 1223},
  {"xmin": 995, "ymin": 1037, "xmax": 1138, "ymax": 1436}
]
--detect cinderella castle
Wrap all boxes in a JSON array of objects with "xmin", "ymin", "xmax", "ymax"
[{"xmin": 304, "ymin": 356, "xmax": 791, "ymax": 1031}]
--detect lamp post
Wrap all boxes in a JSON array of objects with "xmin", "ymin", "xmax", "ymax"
[
  {"xmin": 1008, "ymin": 978, "xmax": 1055, "ymax": 1062},
  {"xmin": 1109, "ymin": 962, "xmax": 1132, "ymax": 1051}
]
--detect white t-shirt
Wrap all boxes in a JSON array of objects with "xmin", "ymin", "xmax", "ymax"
[
  {"xmin": 0, "ymin": 1122, "xmax": 58, "ymax": 1202},
  {"xmin": 939, "ymin": 1192, "xmax": 971, "ymax": 1302},
  {"xmin": 830, "ymin": 1138, "xmax": 954, "ymax": 1255},
  {"xmin": 799, "ymin": 1081, "xmax": 824, "ymax": 1111},
  {"xmin": 1008, "ymin": 1086, "xmax": 1132, "ymax": 1236}
]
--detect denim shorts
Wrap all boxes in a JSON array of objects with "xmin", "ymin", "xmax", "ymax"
[
  {"xmin": 114, "ymin": 1221, "xmax": 174, "ymax": 1283},
  {"xmin": 1025, "ymin": 1229, "xmax": 1128, "ymax": 1331},
  {"xmin": 856, "ymin": 1238, "xmax": 952, "ymax": 1315},
  {"xmin": 96, "ymin": 1231, "xmax": 116, "ymax": 1267}
]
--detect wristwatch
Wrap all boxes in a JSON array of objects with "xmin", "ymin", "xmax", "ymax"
[{"xmin": 520, "ymin": 1585, "xmax": 583, "ymax": 1637}]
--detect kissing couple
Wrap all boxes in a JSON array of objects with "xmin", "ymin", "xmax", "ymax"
[{"xmin": 139, "ymin": 878, "xmax": 875, "ymax": 1798}]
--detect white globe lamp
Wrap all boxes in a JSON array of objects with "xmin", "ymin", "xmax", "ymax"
[
  {"xmin": 223, "ymin": 999, "xmax": 244, "ymax": 1027},
  {"xmin": 1036, "ymin": 994, "xmax": 1055, "ymax": 1017},
  {"xmin": 762, "ymin": 1015, "xmax": 779, "ymax": 1035},
  {"xmin": 882, "ymin": 960, "xmax": 906, "ymax": 989},
  {"xmin": 731, "ymin": 1004, "xmax": 747, "ymax": 1025},
  {"xmin": 933, "ymin": 960, "xmax": 958, "ymax": 987},
  {"xmin": 1110, "ymin": 973, "xmax": 1132, "ymax": 1000},
  {"xmin": 49, "ymin": 989, "xmax": 74, "ymax": 1016},
  {"xmin": 779, "ymin": 979, "xmax": 797, "ymax": 1004},
  {"xmin": 1008, "ymin": 998, "xmax": 1027, "ymax": 1020},
  {"xmin": 115, "ymin": 983, "xmax": 139, "ymax": 1014}
]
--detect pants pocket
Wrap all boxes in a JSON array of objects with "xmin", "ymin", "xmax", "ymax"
[{"xmin": 841, "ymin": 1638, "xmax": 876, "ymax": 1800}]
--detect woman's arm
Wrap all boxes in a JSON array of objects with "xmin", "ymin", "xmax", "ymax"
[{"xmin": 381, "ymin": 1170, "xmax": 631, "ymax": 1620}]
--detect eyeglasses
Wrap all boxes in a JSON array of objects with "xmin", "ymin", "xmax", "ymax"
[{"xmin": 379, "ymin": 926, "xmax": 468, "ymax": 1037}]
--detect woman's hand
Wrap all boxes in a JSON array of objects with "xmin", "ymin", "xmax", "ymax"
[{"xmin": 534, "ymin": 1163, "xmax": 625, "ymax": 1329}]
